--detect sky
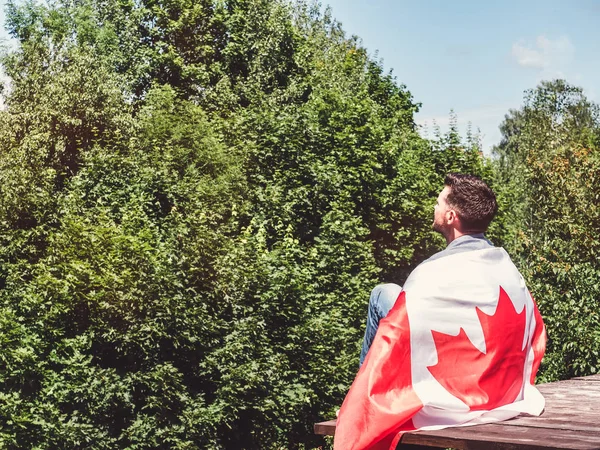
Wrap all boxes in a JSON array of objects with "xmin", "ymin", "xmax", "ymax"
[{"xmin": 321, "ymin": 0, "xmax": 600, "ymax": 153}]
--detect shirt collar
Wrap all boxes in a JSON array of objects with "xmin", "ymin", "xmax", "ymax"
[{"xmin": 446, "ymin": 233, "xmax": 488, "ymax": 250}]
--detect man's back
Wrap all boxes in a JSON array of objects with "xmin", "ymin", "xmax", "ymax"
[
  {"xmin": 336, "ymin": 174, "xmax": 546, "ymax": 450},
  {"xmin": 334, "ymin": 245, "xmax": 546, "ymax": 450},
  {"xmin": 405, "ymin": 246, "xmax": 544, "ymax": 420}
]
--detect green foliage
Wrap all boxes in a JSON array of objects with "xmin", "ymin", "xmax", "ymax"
[
  {"xmin": 494, "ymin": 80, "xmax": 600, "ymax": 381},
  {"xmin": 0, "ymin": 0, "xmax": 504, "ymax": 448},
  {"xmin": 0, "ymin": 82, "xmax": 243, "ymax": 447}
]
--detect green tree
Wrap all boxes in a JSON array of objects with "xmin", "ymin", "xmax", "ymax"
[
  {"xmin": 493, "ymin": 79, "xmax": 600, "ymax": 381},
  {"xmin": 0, "ymin": 0, "xmax": 497, "ymax": 448}
]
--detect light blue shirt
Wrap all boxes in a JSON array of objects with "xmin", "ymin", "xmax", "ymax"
[{"xmin": 424, "ymin": 233, "xmax": 494, "ymax": 264}]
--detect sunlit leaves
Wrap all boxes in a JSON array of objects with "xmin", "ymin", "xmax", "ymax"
[
  {"xmin": 0, "ymin": 0, "xmax": 495, "ymax": 448},
  {"xmin": 494, "ymin": 80, "xmax": 600, "ymax": 381}
]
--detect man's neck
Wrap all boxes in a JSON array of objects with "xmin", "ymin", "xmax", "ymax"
[
  {"xmin": 446, "ymin": 231, "xmax": 484, "ymax": 245},
  {"xmin": 445, "ymin": 229, "xmax": 466, "ymax": 245}
]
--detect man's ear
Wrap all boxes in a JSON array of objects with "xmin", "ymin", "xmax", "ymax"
[{"xmin": 447, "ymin": 209, "xmax": 458, "ymax": 225}]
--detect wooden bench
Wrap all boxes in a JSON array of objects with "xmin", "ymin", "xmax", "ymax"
[{"xmin": 315, "ymin": 374, "xmax": 600, "ymax": 449}]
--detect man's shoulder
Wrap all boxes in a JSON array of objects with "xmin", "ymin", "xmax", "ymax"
[{"xmin": 405, "ymin": 245, "xmax": 523, "ymax": 297}]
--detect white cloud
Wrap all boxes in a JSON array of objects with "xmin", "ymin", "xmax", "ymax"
[
  {"xmin": 511, "ymin": 35, "xmax": 574, "ymax": 71},
  {"xmin": 512, "ymin": 43, "xmax": 547, "ymax": 69}
]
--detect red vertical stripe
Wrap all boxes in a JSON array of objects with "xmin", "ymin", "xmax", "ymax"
[
  {"xmin": 529, "ymin": 296, "xmax": 547, "ymax": 385},
  {"xmin": 334, "ymin": 291, "xmax": 423, "ymax": 450}
]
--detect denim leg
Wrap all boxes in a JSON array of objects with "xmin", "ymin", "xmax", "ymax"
[{"xmin": 359, "ymin": 283, "xmax": 402, "ymax": 367}]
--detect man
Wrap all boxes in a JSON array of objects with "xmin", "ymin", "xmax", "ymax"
[
  {"xmin": 337, "ymin": 173, "xmax": 546, "ymax": 450},
  {"xmin": 360, "ymin": 173, "xmax": 499, "ymax": 366}
]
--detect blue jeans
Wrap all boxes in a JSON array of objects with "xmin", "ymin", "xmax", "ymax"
[{"xmin": 359, "ymin": 283, "xmax": 403, "ymax": 366}]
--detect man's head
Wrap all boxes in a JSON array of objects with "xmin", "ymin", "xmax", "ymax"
[{"xmin": 433, "ymin": 173, "xmax": 498, "ymax": 243}]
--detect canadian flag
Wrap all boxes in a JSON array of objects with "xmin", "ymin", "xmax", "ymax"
[{"xmin": 334, "ymin": 247, "xmax": 546, "ymax": 450}]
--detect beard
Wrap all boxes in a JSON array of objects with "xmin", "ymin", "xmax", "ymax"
[{"xmin": 432, "ymin": 218, "xmax": 451, "ymax": 241}]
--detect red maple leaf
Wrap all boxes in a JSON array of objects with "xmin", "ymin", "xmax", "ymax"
[{"xmin": 427, "ymin": 287, "xmax": 527, "ymax": 411}]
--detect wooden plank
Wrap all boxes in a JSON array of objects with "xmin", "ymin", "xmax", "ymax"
[
  {"xmin": 539, "ymin": 385, "xmax": 600, "ymax": 396},
  {"xmin": 316, "ymin": 420, "xmax": 600, "ymax": 449},
  {"xmin": 538, "ymin": 380, "xmax": 600, "ymax": 390},
  {"xmin": 314, "ymin": 381, "xmax": 600, "ymax": 434},
  {"xmin": 314, "ymin": 376, "xmax": 600, "ymax": 447},
  {"xmin": 401, "ymin": 424, "xmax": 600, "ymax": 450},
  {"xmin": 571, "ymin": 374, "xmax": 600, "ymax": 382},
  {"xmin": 315, "ymin": 414, "xmax": 600, "ymax": 443},
  {"xmin": 537, "ymin": 381, "xmax": 600, "ymax": 395},
  {"xmin": 536, "ymin": 377, "xmax": 599, "ymax": 387},
  {"xmin": 316, "ymin": 408, "xmax": 600, "ymax": 436},
  {"xmin": 537, "ymin": 399, "xmax": 600, "ymax": 416},
  {"xmin": 314, "ymin": 420, "xmax": 336, "ymax": 436},
  {"xmin": 502, "ymin": 416, "xmax": 599, "ymax": 433}
]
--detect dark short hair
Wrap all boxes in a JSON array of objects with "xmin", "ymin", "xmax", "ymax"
[{"xmin": 444, "ymin": 173, "xmax": 498, "ymax": 233}]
